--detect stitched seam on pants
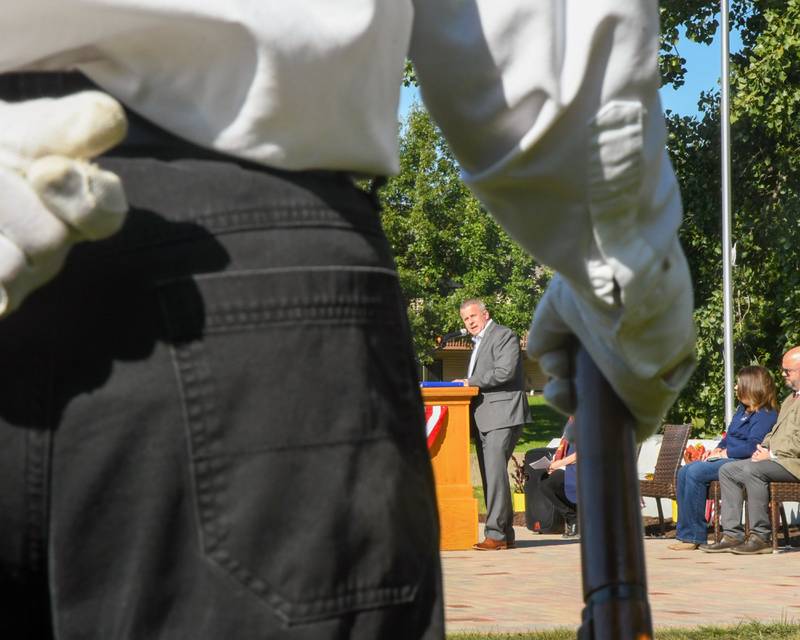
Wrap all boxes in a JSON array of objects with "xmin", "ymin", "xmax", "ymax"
[
  {"xmin": 202, "ymin": 305, "xmax": 398, "ymax": 333},
  {"xmin": 165, "ymin": 340, "xmax": 208, "ymax": 557},
  {"xmin": 24, "ymin": 431, "xmax": 49, "ymax": 576},
  {"xmin": 172, "ymin": 340, "xmax": 227, "ymax": 556},
  {"xmin": 173, "ymin": 265, "xmax": 399, "ymax": 281},
  {"xmin": 22, "ymin": 362, "xmax": 52, "ymax": 578},
  {"xmin": 191, "ymin": 206, "xmax": 383, "ymax": 234}
]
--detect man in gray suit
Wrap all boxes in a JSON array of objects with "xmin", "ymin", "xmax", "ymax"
[{"xmin": 455, "ymin": 299, "xmax": 531, "ymax": 550}]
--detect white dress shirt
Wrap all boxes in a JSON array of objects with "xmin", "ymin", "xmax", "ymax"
[
  {"xmin": 467, "ymin": 319, "xmax": 493, "ymax": 379},
  {"xmin": 0, "ymin": 1, "xmax": 695, "ymax": 432},
  {"xmin": 0, "ymin": 0, "xmax": 677, "ymax": 301}
]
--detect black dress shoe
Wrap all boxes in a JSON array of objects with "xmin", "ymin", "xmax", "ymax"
[
  {"xmin": 562, "ymin": 522, "xmax": 579, "ymax": 538},
  {"xmin": 731, "ymin": 534, "xmax": 772, "ymax": 555},
  {"xmin": 699, "ymin": 534, "xmax": 744, "ymax": 553}
]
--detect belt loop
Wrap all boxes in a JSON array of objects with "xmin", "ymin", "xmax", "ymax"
[{"xmin": 0, "ymin": 72, "xmax": 98, "ymax": 101}]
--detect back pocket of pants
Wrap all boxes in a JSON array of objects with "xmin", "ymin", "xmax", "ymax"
[{"xmin": 157, "ymin": 267, "xmax": 438, "ymax": 626}]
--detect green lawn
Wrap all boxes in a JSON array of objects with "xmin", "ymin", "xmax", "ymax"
[
  {"xmin": 447, "ymin": 621, "xmax": 800, "ymax": 639},
  {"xmin": 517, "ymin": 395, "xmax": 566, "ymax": 451}
]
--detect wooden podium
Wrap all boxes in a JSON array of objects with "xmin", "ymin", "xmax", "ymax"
[{"xmin": 422, "ymin": 385, "xmax": 479, "ymax": 550}]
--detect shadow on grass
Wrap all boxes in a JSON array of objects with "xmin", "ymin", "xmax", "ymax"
[{"xmin": 517, "ymin": 395, "xmax": 566, "ymax": 452}]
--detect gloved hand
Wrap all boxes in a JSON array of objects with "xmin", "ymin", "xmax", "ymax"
[
  {"xmin": 0, "ymin": 91, "xmax": 128, "ymax": 317},
  {"xmin": 527, "ymin": 239, "xmax": 697, "ymax": 441}
]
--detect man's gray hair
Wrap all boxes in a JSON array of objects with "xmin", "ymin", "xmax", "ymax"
[{"xmin": 460, "ymin": 298, "xmax": 486, "ymax": 312}]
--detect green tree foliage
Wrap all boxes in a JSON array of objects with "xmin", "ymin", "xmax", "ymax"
[
  {"xmin": 380, "ymin": 104, "xmax": 549, "ymax": 366},
  {"xmin": 662, "ymin": 1, "xmax": 800, "ymax": 432},
  {"xmin": 659, "ymin": 1, "xmax": 781, "ymax": 88},
  {"xmin": 394, "ymin": 3, "xmax": 800, "ymax": 427}
]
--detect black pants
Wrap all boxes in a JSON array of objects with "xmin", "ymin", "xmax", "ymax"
[
  {"xmin": 0, "ymin": 74, "xmax": 443, "ymax": 639},
  {"xmin": 539, "ymin": 471, "xmax": 577, "ymax": 526}
]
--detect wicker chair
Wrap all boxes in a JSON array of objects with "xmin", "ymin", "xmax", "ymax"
[
  {"xmin": 639, "ymin": 424, "xmax": 692, "ymax": 536},
  {"xmin": 708, "ymin": 480, "xmax": 721, "ymax": 543},
  {"xmin": 769, "ymin": 482, "xmax": 799, "ymax": 552}
]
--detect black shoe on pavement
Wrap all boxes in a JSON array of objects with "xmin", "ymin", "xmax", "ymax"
[
  {"xmin": 731, "ymin": 534, "xmax": 772, "ymax": 555},
  {"xmin": 699, "ymin": 534, "xmax": 744, "ymax": 553}
]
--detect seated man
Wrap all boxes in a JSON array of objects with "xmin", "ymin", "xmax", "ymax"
[{"xmin": 701, "ymin": 346, "xmax": 800, "ymax": 554}]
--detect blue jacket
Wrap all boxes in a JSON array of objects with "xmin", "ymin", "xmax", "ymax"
[
  {"xmin": 718, "ymin": 404, "xmax": 777, "ymax": 459},
  {"xmin": 564, "ymin": 441, "xmax": 577, "ymax": 504}
]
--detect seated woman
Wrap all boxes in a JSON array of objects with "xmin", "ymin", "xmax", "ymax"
[
  {"xmin": 668, "ymin": 365, "xmax": 778, "ymax": 550},
  {"xmin": 540, "ymin": 418, "xmax": 578, "ymax": 538}
]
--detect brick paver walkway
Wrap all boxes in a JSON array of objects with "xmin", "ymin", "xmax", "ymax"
[{"xmin": 442, "ymin": 526, "xmax": 800, "ymax": 633}]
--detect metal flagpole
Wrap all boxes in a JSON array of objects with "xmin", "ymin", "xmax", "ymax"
[{"xmin": 720, "ymin": 0, "xmax": 735, "ymax": 426}]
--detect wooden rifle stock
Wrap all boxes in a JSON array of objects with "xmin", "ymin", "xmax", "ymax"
[{"xmin": 575, "ymin": 348, "xmax": 653, "ymax": 639}]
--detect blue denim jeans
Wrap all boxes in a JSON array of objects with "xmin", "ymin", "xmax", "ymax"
[
  {"xmin": 674, "ymin": 458, "xmax": 733, "ymax": 544},
  {"xmin": 0, "ymin": 79, "xmax": 443, "ymax": 639}
]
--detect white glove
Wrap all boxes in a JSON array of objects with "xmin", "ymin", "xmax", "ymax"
[
  {"xmin": 0, "ymin": 91, "xmax": 128, "ymax": 316},
  {"xmin": 527, "ymin": 239, "xmax": 696, "ymax": 441}
]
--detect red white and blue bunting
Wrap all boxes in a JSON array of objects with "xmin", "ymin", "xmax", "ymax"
[{"xmin": 425, "ymin": 405, "xmax": 448, "ymax": 449}]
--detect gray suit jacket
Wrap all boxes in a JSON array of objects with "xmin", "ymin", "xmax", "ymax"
[{"xmin": 467, "ymin": 321, "xmax": 531, "ymax": 432}]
